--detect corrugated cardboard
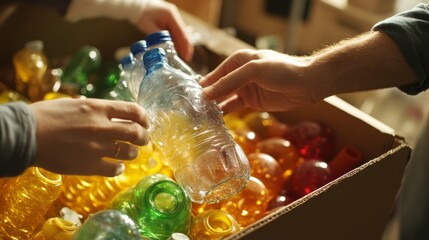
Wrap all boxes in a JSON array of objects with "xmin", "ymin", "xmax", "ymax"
[{"xmin": 0, "ymin": 3, "xmax": 411, "ymax": 240}]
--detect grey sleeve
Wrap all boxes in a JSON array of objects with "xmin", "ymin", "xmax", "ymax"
[
  {"xmin": 372, "ymin": 3, "xmax": 429, "ymax": 95},
  {"xmin": 0, "ymin": 102, "xmax": 37, "ymax": 177}
]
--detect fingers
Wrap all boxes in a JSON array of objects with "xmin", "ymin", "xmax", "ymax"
[
  {"xmin": 76, "ymin": 159, "xmax": 125, "ymax": 177},
  {"xmin": 203, "ymin": 61, "xmax": 260, "ymax": 101},
  {"xmin": 200, "ymin": 49, "xmax": 255, "ymax": 88},
  {"xmin": 164, "ymin": 5, "xmax": 194, "ymax": 62},
  {"xmin": 107, "ymin": 120, "xmax": 150, "ymax": 146},
  {"xmin": 106, "ymin": 101, "xmax": 148, "ymax": 128},
  {"xmin": 110, "ymin": 141, "xmax": 139, "ymax": 160},
  {"xmin": 218, "ymin": 95, "xmax": 246, "ymax": 115}
]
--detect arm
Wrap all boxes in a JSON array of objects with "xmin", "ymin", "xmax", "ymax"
[{"xmin": 201, "ymin": 4, "xmax": 428, "ymax": 114}]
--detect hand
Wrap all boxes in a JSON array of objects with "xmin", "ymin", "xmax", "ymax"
[
  {"xmin": 136, "ymin": 1, "xmax": 194, "ymax": 62},
  {"xmin": 29, "ymin": 98, "xmax": 149, "ymax": 177},
  {"xmin": 200, "ymin": 49, "xmax": 317, "ymax": 114}
]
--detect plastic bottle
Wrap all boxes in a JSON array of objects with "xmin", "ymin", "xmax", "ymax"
[
  {"xmin": 287, "ymin": 159, "xmax": 333, "ymax": 198},
  {"xmin": 283, "ymin": 121, "xmax": 336, "ymax": 161},
  {"xmin": 137, "ymin": 48, "xmax": 250, "ymax": 203},
  {"xmin": 145, "ymin": 30, "xmax": 201, "ymax": 81},
  {"xmin": 0, "ymin": 90, "xmax": 30, "ymax": 103},
  {"xmin": 220, "ymin": 176, "xmax": 269, "ymax": 227},
  {"xmin": 73, "ymin": 210, "xmax": 141, "ymax": 240},
  {"xmin": 94, "ymin": 61, "xmax": 121, "ymax": 98},
  {"xmin": 105, "ymin": 54, "xmax": 136, "ymax": 101},
  {"xmin": 190, "ymin": 209, "xmax": 239, "ymax": 239},
  {"xmin": 79, "ymin": 144, "xmax": 163, "ymax": 218},
  {"xmin": 59, "ymin": 45, "xmax": 101, "ymax": 96},
  {"xmin": 255, "ymin": 138, "xmax": 301, "ymax": 181},
  {"xmin": 0, "ymin": 167, "xmax": 63, "ymax": 239},
  {"xmin": 247, "ymin": 152, "xmax": 285, "ymax": 199},
  {"xmin": 328, "ymin": 146, "xmax": 363, "ymax": 179},
  {"xmin": 12, "ymin": 40, "xmax": 48, "ymax": 101},
  {"xmin": 130, "ymin": 40, "xmax": 147, "ymax": 97},
  {"xmin": 131, "ymin": 174, "xmax": 192, "ymax": 240}
]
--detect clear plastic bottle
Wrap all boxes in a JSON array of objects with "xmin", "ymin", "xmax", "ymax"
[
  {"xmin": 105, "ymin": 54, "xmax": 136, "ymax": 101},
  {"xmin": 12, "ymin": 40, "xmax": 48, "ymax": 101},
  {"xmin": 131, "ymin": 174, "xmax": 192, "ymax": 240},
  {"xmin": 145, "ymin": 30, "xmax": 201, "ymax": 81},
  {"xmin": 130, "ymin": 40, "xmax": 147, "ymax": 96},
  {"xmin": 0, "ymin": 167, "xmax": 63, "ymax": 239},
  {"xmin": 137, "ymin": 48, "xmax": 250, "ymax": 203}
]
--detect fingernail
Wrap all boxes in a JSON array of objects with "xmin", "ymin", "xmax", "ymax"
[{"xmin": 115, "ymin": 163, "xmax": 125, "ymax": 176}]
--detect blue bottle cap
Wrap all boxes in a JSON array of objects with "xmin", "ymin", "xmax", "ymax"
[
  {"xmin": 119, "ymin": 54, "xmax": 134, "ymax": 68},
  {"xmin": 130, "ymin": 40, "xmax": 147, "ymax": 57},
  {"xmin": 143, "ymin": 48, "xmax": 167, "ymax": 70},
  {"xmin": 145, "ymin": 30, "xmax": 172, "ymax": 47}
]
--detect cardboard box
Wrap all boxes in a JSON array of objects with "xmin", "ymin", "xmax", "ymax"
[{"xmin": 0, "ymin": 3, "xmax": 410, "ymax": 240}]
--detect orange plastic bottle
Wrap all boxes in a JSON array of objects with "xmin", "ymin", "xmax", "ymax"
[{"xmin": 220, "ymin": 176, "xmax": 269, "ymax": 227}]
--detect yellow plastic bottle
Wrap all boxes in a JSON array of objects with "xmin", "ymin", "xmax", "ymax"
[
  {"xmin": 0, "ymin": 167, "xmax": 62, "ymax": 239},
  {"xmin": 13, "ymin": 40, "xmax": 48, "ymax": 101},
  {"xmin": 190, "ymin": 209, "xmax": 239, "ymax": 239}
]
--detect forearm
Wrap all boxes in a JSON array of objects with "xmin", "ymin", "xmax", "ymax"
[
  {"xmin": 0, "ymin": 102, "xmax": 36, "ymax": 177},
  {"xmin": 308, "ymin": 31, "xmax": 418, "ymax": 101}
]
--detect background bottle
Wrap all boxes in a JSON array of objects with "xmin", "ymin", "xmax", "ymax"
[
  {"xmin": 130, "ymin": 40, "xmax": 147, "ymax": 97},
  {"xmin": 104, "ymin": 54, "xmax": 136, "ymax": 101},
  {"xmin": 145, "ymin": 30, "xmax": 201, "ymax": 81},
  {"xmin": 131, "ymin": 174, "xmax": 192, "ymax": 240},
  {"xmin": 220, "ymin": 176, "xmax": 269, "ymax": 227},
  {"xmin": 328, "ymin": 146, "xmax": 363, "ymax": 179},
  {"xmin": 73, "ymin": 210, "xmax": 141, "ymax": 240},
  {"xmin": 59, "ymin": 45, "xmax": 101, "ymax": 96},
  {"xmin": 0, "ymin": 167, "xmax": 62, "ymax": 239},
  {"xmin": 12, "ymin": 40, "xmax": 48, "ymax": 101},
  {"xmin": 137, "ymin": 48, "xmax": 250, "ymax": 203},
  {"xmin": 247, "ymin": 152, "xmax": 285, "ymax": 199}
]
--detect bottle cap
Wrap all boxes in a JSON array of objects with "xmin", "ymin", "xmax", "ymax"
[
  {"xmin": 143, "ymin": 48, "xmax": 167, "ymax": 70},
  {"xmin": 119, "ymin": 54, "xmax": 134, "ymax": 68},
  {"xmin": 130, "ymin": 40, "xmax": 147, "ymax": 57},
  {"xmin": 25, "ymin": 40, "xmax": 44, "ymax": 52},
  {"xmin": 145, "ymin": 30, "xmax": 172, "ymax": 47}
]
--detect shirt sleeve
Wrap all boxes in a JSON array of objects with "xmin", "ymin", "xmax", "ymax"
[
  {"xmin": 0, "ymin": 102, "xmax": 37, "ymax": 177},
  {"xmin": 372, "ymin": 3, "xmax": 429, "ymax": 95}
]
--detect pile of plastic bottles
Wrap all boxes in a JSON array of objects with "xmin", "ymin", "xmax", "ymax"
[{"xmin": 0, "ymin": 30, "xmax": 364, "ymax": 240}]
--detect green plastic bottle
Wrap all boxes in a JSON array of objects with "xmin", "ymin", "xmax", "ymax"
[
  {"xmin": 60, "ymin": 45, "xmax": 101, "ymax": 96},
  {"xmin": 131, "ymin": 174, "xmax": 192, "ymax": 240}
]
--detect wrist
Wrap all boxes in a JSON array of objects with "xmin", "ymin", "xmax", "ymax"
[{"xmin": 303, "ymin": 56, "xmax": 336, "ymax": 102}]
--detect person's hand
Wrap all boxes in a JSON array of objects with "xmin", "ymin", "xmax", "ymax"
[
  {"xmin": 200, "ymin": 49, "xmax": 317, "ymax": 114},
  {"xmin": 29, "ymin": 98, "xmax": 149, "ymax": 177},
  {"xmin": 135, "ymin": 1, "xmax": 194, "ymax": 62}
]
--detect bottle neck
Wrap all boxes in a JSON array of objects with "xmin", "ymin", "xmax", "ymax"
[{"xmin": 143, "ymin": 180, "xmax": 189, "ymax": 217}]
